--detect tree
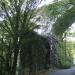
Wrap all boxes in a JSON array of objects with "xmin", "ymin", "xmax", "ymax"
[
  {"xmin": 0, "ymin": 0, "xmax": 43, "ymax": 75},
  {"xmin": 37, "ymin": 0, "xmax": 75, "ymax": 37},
  {"xmin": 37, "ymin": 0, "xmax": 75, "ymax": 68}
]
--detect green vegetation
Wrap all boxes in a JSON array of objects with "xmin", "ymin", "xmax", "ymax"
[
  {"xmin": 58, "ymin": 41, "xmax": 73, "ymax": 69},
  {"xmin": 0, "ymin": 0, "xmax": 75, "ymax": 75}
]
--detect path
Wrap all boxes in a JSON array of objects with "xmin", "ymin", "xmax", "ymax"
[{"xmin": 49, "ymin": 67, "xmax": 75, "ymax": 75}]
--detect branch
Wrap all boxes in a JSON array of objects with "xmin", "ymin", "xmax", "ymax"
[
  {"xmin": 1, "ymin": 2, "xmax": 15, "ymax": 31},
  {"xmin": 3, "ymin": 20, "xmax": 13, "ymax": 35}
]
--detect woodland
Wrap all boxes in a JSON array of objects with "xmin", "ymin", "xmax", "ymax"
[{"xmin": 0, "ymin": 0, "xmax": 75, "ymax": 75}]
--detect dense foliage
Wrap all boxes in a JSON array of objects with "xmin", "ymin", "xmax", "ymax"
[
  {"xmin": 0, "ymin": 0, "xmax": 75, "ymax": 75},
  {"xmin": 38, "ymin": 0, "xmax": 75, "ymax": 69}
]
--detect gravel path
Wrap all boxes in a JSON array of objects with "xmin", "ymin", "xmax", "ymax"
[{"xmin": 49, "ymin": 67, "xmax": 75, "ymax": 75}]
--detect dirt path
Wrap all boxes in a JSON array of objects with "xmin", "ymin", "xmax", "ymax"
[{"xmin": 50, "ymin": 67, "xmax": 75, "ymax": 75}]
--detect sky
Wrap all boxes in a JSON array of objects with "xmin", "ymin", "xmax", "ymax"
[
  {"xmin": 66, "ymin": 23, "xmax": 75, "ymax": 42},
  {"xmin": 70, "ymin": 23, "xmax": 75, "ymax": 33},
  {"xmin": 39, "ymin": 0, "xmax": 54, "ymax": 7}
]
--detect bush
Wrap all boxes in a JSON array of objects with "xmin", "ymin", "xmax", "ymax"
[{"xmin": 58, "ymin": 61, "xmax": 73, "ymax": 69}]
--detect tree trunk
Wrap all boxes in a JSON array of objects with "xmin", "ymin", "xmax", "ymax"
[
  {"xmin": 11, "ymin": 37, "xmax": 20, "ymax": 75},
  {"xmin": 11, "ymin": 48, "xmax": 19, "ymax": 75},
  {"xmin": 29, "ymin": 51, "xmax": 36, "ymax": 75},
  {"xmin": 18, "ymin": 56, "xmax": 25, "ymax": 75}
]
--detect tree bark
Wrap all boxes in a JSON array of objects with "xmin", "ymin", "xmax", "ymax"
[{"xmin": 11, "ymin": 37, "xmax": 19, "ymax": 75}]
